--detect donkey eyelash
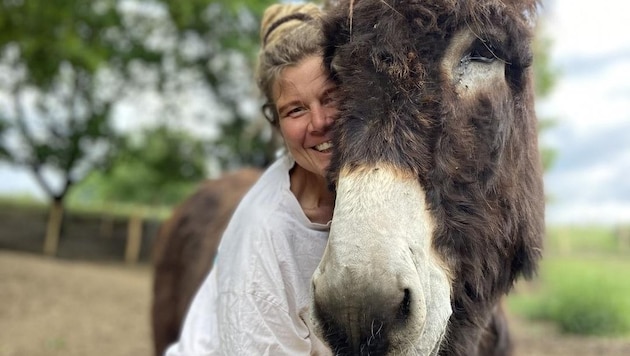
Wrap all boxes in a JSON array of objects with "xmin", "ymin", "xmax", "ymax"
[{"xmin": 465, "ymin": 38, "xmax": 511, "ymax": 65}]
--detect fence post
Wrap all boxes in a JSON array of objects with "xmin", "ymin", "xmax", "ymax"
[
  {"xmin": 125, "ymin": 212, "xmax": 143, "ymax": 264},
  {"xmin": 43, "ymin": 200, "xmax": 64, "ymax": 256}
]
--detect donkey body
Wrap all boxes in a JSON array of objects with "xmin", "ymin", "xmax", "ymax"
[{"xmin": 151, "ymin": 168, "xmax": 262, "ymax": 356}]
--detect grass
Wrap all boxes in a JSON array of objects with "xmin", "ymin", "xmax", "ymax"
[
  {"xmin": 545, "ymin": 225, "xmax": 628, "ymax": 255},
  {"xmin": 510, "ymin": 256, "xmax": 630, "ymax": 336},
  {"xmin": 509, "ymin": 224, "xmax": 630, "ymax": 337}
]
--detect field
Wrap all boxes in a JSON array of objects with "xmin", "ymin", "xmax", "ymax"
[
  {"xmin": 1, "ymin": 202, "xmax": 630, "ymax": 355},
  {"xmin": 0, "ymin": 250, "xmax": 152, "ymax": 356},
  {"xmin": 509, "ymin": 226, "xmax": 630, "ymax": 335}
]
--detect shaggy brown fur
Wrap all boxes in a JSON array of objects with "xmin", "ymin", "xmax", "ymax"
[
  {"xmin": 150, "ymin": 168, "xmax": 262, "ymax": 356},
  {"xmin": 320, "ymin": 0, "xmax": 544, "ymax": 355}
]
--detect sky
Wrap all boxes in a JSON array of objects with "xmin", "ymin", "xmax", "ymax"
[
  {"xmin": 538, "ymin": 0, "xmax": 630, "ymax": 224},
  {"xmin": 1, "ymin": 0, "xmax": 629, "ymax": 226}
]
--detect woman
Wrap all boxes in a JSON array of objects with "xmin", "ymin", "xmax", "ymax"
[{"xmin": 165, "ymin": 3, "xmax": 336, "ymax": 355}]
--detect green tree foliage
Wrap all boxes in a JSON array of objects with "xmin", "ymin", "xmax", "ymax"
[
  {"xmin": 120, "ymin": 0, "xmax": 278, "ymax": 169},
  {"xmin": 0, "ymin": 0, "xmax": 125, "ymax": 202},
  {"xmin": 533, "ymin": 21, "xmax": 559, "ymax": 172},
  {"xmin": 70, "ymin": 125, "xmax": 207, "ymax": 206},
  {"xmin": 0, "ymin": 119, "xmax": 9, "ymax": 158},
  {"xmin": 101, "ymin": 0, "xmax": 280, "ymax": 207},
  {"xmin": 0, "ymin": 0, "xmax": 277, "ymax": 202}
]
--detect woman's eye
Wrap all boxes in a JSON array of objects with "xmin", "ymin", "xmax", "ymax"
[{"xmin": 285, "ymin": 107, "xmax": 306, "ymax": 118}]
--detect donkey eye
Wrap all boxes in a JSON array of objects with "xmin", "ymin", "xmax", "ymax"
[{"xmin": 464, "ymin": 40, "xmax": 498, "ymax": 63}]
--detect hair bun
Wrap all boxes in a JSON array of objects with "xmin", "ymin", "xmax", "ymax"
[{"xmin": 260, "ymin": 3, "xmax": 323, "ymax": 48}]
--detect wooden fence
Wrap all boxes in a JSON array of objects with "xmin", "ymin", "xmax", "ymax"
[{"xmin": 0, "ymin": 205, "xmax": 161, "ymax": 263}]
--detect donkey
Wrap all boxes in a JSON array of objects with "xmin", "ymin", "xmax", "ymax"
[
  {"xmin": 151, "ymin": 168, "xmax": 262, "ymax": 356},
  {"xmin": 310, "ymin": 0, "xmax": 544, "ymax": 355}
]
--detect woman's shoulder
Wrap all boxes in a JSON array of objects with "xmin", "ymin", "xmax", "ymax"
[
  {"xmin": 220, "ymin": 155, "xmax": 298, "ymax": 237},
  {"xmin": 252, "ymin": 154, "xmax": 293, "ymax": 192},
  {"xmin": 235, "ymin": 155, "xmax": 293, "ymax": 213}
]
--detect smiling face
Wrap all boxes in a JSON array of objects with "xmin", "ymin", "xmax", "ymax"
[{"xmin": 274, "ymin": 55, "xmax": 338, "ymax": 178}]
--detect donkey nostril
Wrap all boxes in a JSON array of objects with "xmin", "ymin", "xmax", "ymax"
[{"xmin": 397, "ymin": 288, "xmax": 412, "ymax": 321}]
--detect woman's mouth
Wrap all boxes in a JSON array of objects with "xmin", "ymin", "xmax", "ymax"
[{"xmin": 314, "ymin": 141, "xmax": 333, "ymax": 153}]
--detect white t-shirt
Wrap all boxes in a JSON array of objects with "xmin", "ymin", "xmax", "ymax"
[{"xmin": 165, "ymin": 155, "xmax": 333, "ymax": 355}]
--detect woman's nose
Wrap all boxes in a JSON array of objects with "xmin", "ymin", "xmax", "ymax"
[{"xmin": 310, "ymin": 105, "xmax": 334, "ymax": 132}]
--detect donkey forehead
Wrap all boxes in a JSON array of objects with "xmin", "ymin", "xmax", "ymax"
[
  {"xmin": 343, "ymin": 0, "xmax": 537, "ymax": 25},
  {"xmin": 327, "ymin": 0, "xmax": 534, "ymax": 69},
  {"xmin": 323, "ymin": 0, "xmax": 536, "ymax": 182}
]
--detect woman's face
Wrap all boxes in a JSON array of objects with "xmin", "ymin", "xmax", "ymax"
[{"xmin": 274, "ymin": 55, "xmax": 338, "ymax": 178}]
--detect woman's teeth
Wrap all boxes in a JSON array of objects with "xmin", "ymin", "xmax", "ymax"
[{"xmin": 315, "ymin": 141, "xmax": 333, "ymax": 152}]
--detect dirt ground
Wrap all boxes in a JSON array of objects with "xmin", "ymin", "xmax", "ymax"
[{"xmin": 1, "ymin": 250, "xmax": 630, "ymax": 356}]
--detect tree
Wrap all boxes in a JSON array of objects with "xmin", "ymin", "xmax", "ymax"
[
  {"xmin": 71, "ymin": 125, "xmax": 208, "ymax": 207},
  {"xmin": 0, "ymin": 0, "xmax": 130, "ymax": 254},
  {"xmin": 0, "ymin": 0, "xmax": 276, "ymax": 255},
  {"xmin": 143, "ymin": 0, "xmax": 278, "ymax": 169}
]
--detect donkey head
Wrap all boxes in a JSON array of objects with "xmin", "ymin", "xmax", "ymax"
[{"xmin": 311, "ymin": 1, "xmax": 544, "ymax": 355}]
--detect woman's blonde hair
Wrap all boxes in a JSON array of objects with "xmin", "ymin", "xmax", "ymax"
[{"xmin": 256, "ymin": 3, "xmax": 324, "ymax": 127}]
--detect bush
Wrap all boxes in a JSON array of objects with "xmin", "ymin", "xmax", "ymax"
[
  {"xmin": 547, "ymin": 269, "xmax": 630, "ymax": 335},
  {"xmin": 510, "ymin": 258, "xmax": 630, "ymax": 336},
  {"xmin": 546, "ymin": 225, "xmax": 620, "ymax": 255}
]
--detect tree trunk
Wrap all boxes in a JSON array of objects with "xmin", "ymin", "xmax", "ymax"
[{"xmin": 43, "ymin": 199, "xmax": 64, "ymax": 256}]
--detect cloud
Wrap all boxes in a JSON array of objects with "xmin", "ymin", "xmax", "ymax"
[
  {"xmin": 547, "ymin": 201, "xmax": 630, "ymax": 225},
  {"xmin": 546, "ymin": 0, "xmax": 630, "ymax": 60},
  {"xmin": 558, "ymin": 50, "xmax": 630, "ymax": 78},
  {"xmin": 546, "ymin": 121, "xmax": 630, "ymax": 172},
  {"xmin": 540, "ymin": 60, "xmax": 630, "ymax": 131},
  {"xmin": 540, "ymin": 0, "xmax": 630, "ymax": 225}
]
